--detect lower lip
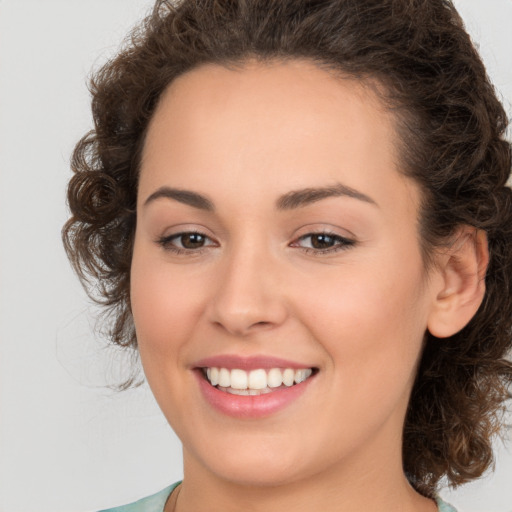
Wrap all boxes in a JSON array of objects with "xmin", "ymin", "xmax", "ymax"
[{"xmin": 195, "ymin": 371, "xmax": 314, "ymax": 419}]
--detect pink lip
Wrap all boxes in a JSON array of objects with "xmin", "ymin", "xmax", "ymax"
[
  {"xmin": 193, "ymin": 355, "xmax": 317, "ymax": 419},
  {"xmin": 195, "ymin": 371, "xmax": 315, "ymax": 418},
  {"xmin": 193, "ymin": 354, "xmax": 313, "ymax": 371}
]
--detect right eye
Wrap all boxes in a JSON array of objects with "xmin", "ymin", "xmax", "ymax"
[{"xmin": 157, "ymin": 231, "xmax": 216, "ymax": 254}]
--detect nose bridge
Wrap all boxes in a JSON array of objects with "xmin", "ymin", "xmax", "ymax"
[{"xmin": 208, "ymin": 233, "xmax": 287, "ymax": 336}]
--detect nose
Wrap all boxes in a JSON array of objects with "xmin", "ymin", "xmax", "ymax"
[{"xmin": 207, "ymin": 243, "xmax": 288, "ymax": 337}]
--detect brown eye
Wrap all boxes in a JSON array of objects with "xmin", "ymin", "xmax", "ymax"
[
  {"xmin": 180, "ymin": 233, "xmax": 207, "ymax": 249},
  {"xmin": 157, "ymin": 231, "xmax": 216, "ymax": 253},
  {"xmin": 309, "ymin": 234, "xmax": 337, "ymax": 249},
  {"xmin": 292, "ymin": 232, "xmax": 355, "ymax": 254}
]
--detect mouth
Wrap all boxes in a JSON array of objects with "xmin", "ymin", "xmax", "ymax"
[
  {"xmin": 200, "ymin": 366, "xmax": 317, "ymax": 396},
  {"xmin": 193, "ymin": 355, "xmax": 319, "ymax": 417}
]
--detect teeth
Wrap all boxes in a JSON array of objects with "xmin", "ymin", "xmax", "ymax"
[
  {"xmin": 282, "ymin": 368, "xmax": 295, "ymax": 386},
  {"xmin": 218, "ymin": 368, "xmax": 230, "ymax": 388},
  {"xmin": 294, "ymin": 369, "xmax": 309, "ymax": 384},
  {"xmin": 226, "ymin": 387, "xmax": 273, "ymax": 395},
  {"xmin": 209, "ymin": 367, "xmax": 219, "ymax": 386},
  {"xmin": 230, "ymin": 369, "xmax": 248, "ymax": 390},
  {"xmin": 203, "ymin": 367, "xmax": 313, "ymax": 391},
  {"xmin": 267, "ymin": 368, "xmax": 283, "ymax": 388},
  {"xmin": 248, "ymin": 369, "xmax": 267, "ymax": 389}
]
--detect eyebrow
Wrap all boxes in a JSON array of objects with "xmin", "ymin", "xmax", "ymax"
[
  {"xmin": 143, "ymin": 183, "xmax": 377, "ymax": 211},
  {"xmin": 144, "ymin": 187, "xmax": 214, "ymax": 211},
  {"xmin": 276, "ymin": 183, "xmax": 378, "ymax": 210}
]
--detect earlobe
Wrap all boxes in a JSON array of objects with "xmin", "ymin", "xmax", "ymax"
[{"xmin": 427, "ymin": 227, "xmax": 489, "ymax": 338}]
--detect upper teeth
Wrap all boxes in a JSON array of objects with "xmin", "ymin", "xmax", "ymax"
[{"xmin": 205, "ymin": 367, "xmax": 313, "ymax": 390}]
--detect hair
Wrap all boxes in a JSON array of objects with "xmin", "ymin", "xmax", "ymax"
[{"xmin": 63, "ymin": 0, "xmax": 512, "ymax": 498}]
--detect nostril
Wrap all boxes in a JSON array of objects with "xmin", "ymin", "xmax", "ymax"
[{"xmin": 247, "ymin": 321, "xmax": 275, "ymax": 332}]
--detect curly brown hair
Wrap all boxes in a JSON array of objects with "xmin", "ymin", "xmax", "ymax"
[{"xmin": 63, "ymin": 0, "xmax": 512, "ymax": 497}]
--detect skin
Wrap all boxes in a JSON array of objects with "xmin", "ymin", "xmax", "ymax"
[{"xmin": 130, "ymin": 59, "xmax": 485, "ymax": 511}]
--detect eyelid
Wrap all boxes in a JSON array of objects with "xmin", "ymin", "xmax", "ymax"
[
  {"xmin": 154, "ymin": 224, "xmax": 356, "ymax": 256},
  {"xmin": 156, "ymin": 228, "xmax": 218, "ymax": 254},
  {"xmin": 169, "ymin": 232, "xmax": 216, "ymax": 247},
  {"xmin": 156, "ymin": 223, "xmax": 216, "ymax": 242},
  {"xmin": 289, "ymin": 229, "xmax": 356, "ymax": 255},
  {"xmin": 291, "ymin": 222, "xmax": 356, "ymax": 239}
]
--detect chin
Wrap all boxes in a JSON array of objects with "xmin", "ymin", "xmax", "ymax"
[
  {"xmin": 207, "ymin": 457, "xmax": 306, "ymax": 488},
  {"xmin": 185, "ymin": 432, "xmax": 313, "ymax": 487}
]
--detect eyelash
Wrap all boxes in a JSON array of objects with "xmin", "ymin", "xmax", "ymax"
[
  {"xmin": 156, "ymin": 231, "xmax": 355, "ymax": 255},
  {"xmin": 293, "ymin": 232, "xmax": 355, "ymax": 255},
  {"xmin": 156, "ymin": 231, "xmax": 215, "ymax": 255}
]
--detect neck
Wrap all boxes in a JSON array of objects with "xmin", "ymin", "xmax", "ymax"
[{"xmin": 173, "ymin": 435, "xmax": 437, "ymax": 512}]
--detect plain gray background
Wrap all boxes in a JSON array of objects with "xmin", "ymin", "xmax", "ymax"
[{"xmin": 0, "ymin": 1, "xmax": 511, "ymax": 511}]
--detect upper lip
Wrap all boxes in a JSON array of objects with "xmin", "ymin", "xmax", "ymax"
[{"xmin": 193, "ymin": 354, "xmax": 315, "ymax": 371}]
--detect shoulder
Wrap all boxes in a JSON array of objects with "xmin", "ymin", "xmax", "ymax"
[
  {"xmin": 435, "ymin": 496, "xmax": 458, "ymax": 512},
  {"xmin": 97, "ymin": 482, "xmax": 180, "ymax": 512}
]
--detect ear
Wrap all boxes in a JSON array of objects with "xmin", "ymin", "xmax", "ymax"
[{"xmin": 427, "ymin": 226, "xmax": 489, "ymax": 338}]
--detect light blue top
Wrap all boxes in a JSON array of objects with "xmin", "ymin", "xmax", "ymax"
[
  {"xmin": 437, "ymin": 497, "xmax": 458, "ymax": 512},
  {"xmin": 97, "ymin": 483, "xmax": 179, "ymax": 512},
  {"xmin": 98, "ymin": 482, "xmax": 458, "ymax": 511}
]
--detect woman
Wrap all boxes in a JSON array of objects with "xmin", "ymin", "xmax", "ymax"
[{"xmin": 63, "ymin": 0, "xmax": 512, "ymax": 511}]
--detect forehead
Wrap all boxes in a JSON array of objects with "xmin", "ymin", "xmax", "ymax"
[
  {"xmin": 145, "ymin": 59, "xmax": 394, "ymax": 152},
  {"xmin": 158, "ymin": 59, "xmax": 385, "ymax": 116},
  {"xmin": 140, "ymin": 59, "xmax": 418, "ymax": 216}
]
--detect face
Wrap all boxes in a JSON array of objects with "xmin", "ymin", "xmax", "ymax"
[{"xmin": 131, "ymin": 60, "xmax": 439, "ymax": 487}]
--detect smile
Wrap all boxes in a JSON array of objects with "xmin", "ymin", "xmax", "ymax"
[
  {"xmin": 194, "ymin": 356, "xmax": 318, "ymax": 418},
  {"xmin": 203, "ymin": 367, "xmax": 314, "ymax": 395}
]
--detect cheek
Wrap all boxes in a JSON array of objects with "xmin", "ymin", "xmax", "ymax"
[
  {"xmin": 296, "ymin": 252, "xmax": 429, "ymax": 396},
  {"xmin": 130, "ymin": 244, "xmax": 203, "ymax": 364}
]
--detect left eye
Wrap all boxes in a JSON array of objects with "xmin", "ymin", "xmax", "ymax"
[
  {"xmin": 293, "ymin": 233, "xmax": 354, "ymax": 252},
  {"xmin": 158, "ymin": 231, "xmax": 215, "ymax": 251}
]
